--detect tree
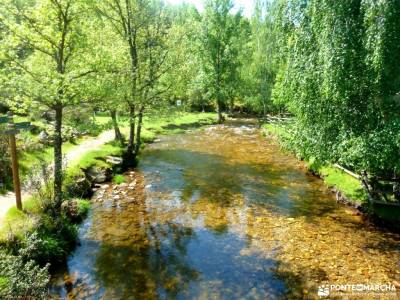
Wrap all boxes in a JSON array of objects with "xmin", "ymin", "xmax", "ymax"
[
  {"xmin": 241, "ymin": 0, "xmax": 278, "ymax": 115},
  {"xmin": 272, "ymin": 0, "xmax": 400, "ymax": 197},
  {"xmin": 83, "ymin": 18, "xmax": 129, "ymax": 145},
  {"xmin": 201, "ymin": 0, "xmax": 241, "ymax": 123},
  {"xmin": 0, "ymin": 0, "xmax": 94, "ymax": 207},
  {"xmin": 97, "ymin": 0, "xmax": 171, "ymax": 157},
  {"xmin": 161, "ymin": 4, "xmax": 203, "ymax": 109}
]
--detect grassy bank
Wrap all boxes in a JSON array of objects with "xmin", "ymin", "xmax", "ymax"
[
  {"xmin": 2, "ymin": 112, "xmax": 215, "ymax": 236},
  {"xmin": 114, "ymin": 111, "xmax": 217, "ymax": 142},
  {"xmin": 263, "ymin": 123, "xmax": 367, "ymax": 205},
  {"xmin": 0, "ymin": 111, "xmax": 216, "ymax": 298}
]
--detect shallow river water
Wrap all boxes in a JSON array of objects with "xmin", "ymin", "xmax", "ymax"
[{"xmin": 50, "ymin": 119, "xmax": 400, "ymax": 299}]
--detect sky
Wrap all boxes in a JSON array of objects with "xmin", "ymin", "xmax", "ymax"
[{"xmin": 166, "ymin": 0, "xmax": 255, "ymax": 18}]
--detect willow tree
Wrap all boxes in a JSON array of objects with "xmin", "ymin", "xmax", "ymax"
[
  {"xmin": 0, "ymin": 0, "xmax": 94, "ymax": 207},
  {"xmin": 273, "ymin": 0, "xmax": 400, "ymax": 195}
]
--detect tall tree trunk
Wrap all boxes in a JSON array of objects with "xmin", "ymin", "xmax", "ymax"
[
  {"xmin": 394, "ymin": 173, "xmax": 400, "ymax": 201},
  {"xmin": 127, "ymin": 104, "xmax": 135, "ymax": 154},
  {"xmin": 229, "ymin": 97, "xmax": 234, "ymax": 116},
  {"xmin": 54, "ymin": 104, "xmax": 63, "ymax": 208},
  {"xmin": 216, "ymin": 97, "xmax": 223, "ymax": 124},
  {"xmin": 110, "ymin": 109, "xmax": 124, "ymax": 145},
  {"xmin": 134, "ymin": 107, "xmax": 144, "ymax": 154}
]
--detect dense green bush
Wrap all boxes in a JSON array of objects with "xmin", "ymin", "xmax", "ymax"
[
  {"xmin": 0, "ymin": 250, "xmax": 49, "ymax": 299},
  {"xmin": 30, "ymin": 215, "xmax": 78, "ymax": 265},
  {"xmin": 76, "ymin": 199, "xmax": 91, "ymax": 218}
]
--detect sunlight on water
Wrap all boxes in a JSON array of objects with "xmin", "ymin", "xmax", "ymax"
[{"xmin": 50, "ymin": 120, "xmax": 400, "ymax": 299}]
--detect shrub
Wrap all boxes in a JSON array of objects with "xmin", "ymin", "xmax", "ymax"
[
  {"xmin": 0, "ymin": 251, "xmax": 50, "ymax": 299},
  {"xmin": 27, "ymin": 215, "xmax": 78, "ymax": 265},
  {"xmin": 76, "ymin": 199, "xmax": 90, "ymax": 218}
]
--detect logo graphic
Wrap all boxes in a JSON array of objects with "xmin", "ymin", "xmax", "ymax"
[{"xmin": 318, "ymin": 285, "xmax": 330, "ymax": 297}]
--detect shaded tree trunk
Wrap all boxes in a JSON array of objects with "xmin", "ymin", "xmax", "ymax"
[
  {"xmin": 134, "ymin": 107, "xmax": 144, "ymax": 154},
  {"xmin": 54, "ymin": 104, "xmax": 63, "ymax": 208},
  {"xmin": 110, "ymin": 109, "xmax": 124, "ymax": 145},
  {"xmin": 127, "ymin": 104, "xmax": 135, "ymax": 154},
  {"xmin": 216, "ymin": 96, "xmax": 224, "ymax": 124},
  {"xmin": 394, "ymin": 174, "xmax": 400, "ymax": 201}
]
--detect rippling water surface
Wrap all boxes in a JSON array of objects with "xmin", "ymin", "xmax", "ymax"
[{"xmin": 50, "ymin": 119, "xmax": 400, "ymax": 299}]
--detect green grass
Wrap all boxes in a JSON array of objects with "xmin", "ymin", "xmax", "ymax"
[
  {"xmin": 68, "ymin": 142, "xmax": 124, "ymax": 174},
  {"xmin": 19, "ymin": 139, "xmax": 82, "ymax": 177},
  {"xmin": 0, "ymin": 205, "xmax": 37, "ymax": 242},
  {"xmin": 263, "ymin": 123, "xmax": 367, "ymax": 204},
  {"xmin": 112, "ymin": 174, "xmax": 126, "ymax": 184},
  {"xmin": 263, "ymin": 123, "xmax": 292, "ymax": 140},
  {"xmin": 318, "ymin": 166, "xmax": 366, "ymax": 203},
  {"xmin": 0, "ymin": 112, "xmax": 215, "ymax": 242},
  {"xmin": 95, "ymin": 115, "xmax": 112, "ymax": 125},
  {"xmin": 5, "ymin": 111, "xmax": 213, "ymax": 190},
  {"xmin": 120, "ymin": 112, "xmax": 216, "ymax": 142},
  {"xmin": 0, "ymin": 276, "xmax": 8, "ymax": 289}
]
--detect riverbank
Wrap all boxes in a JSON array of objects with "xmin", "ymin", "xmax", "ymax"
[
  {"xmin": 0, "ymin": 112, "xmax": 216, "ymax": 299},
  {"xmin": 262, "ymin": 122, "xmax": 399, "ymax": 229}
]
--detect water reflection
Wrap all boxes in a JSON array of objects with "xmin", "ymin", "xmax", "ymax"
[
  {"xmin": 50, "ymin": 120, "xmax": 400, "ymax": 299},
  {"xmin": 142, "ymin": 147, "xmax": 337, "ymax": 218}
]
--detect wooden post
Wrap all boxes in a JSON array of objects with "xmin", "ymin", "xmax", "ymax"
[{"xmin": 7, "ymin": 112, "xmax": 22, "ymax": 210}]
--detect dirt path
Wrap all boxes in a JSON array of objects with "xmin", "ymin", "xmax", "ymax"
[{"xmin": 0, "ymin": 130, "xmax": 114, "ymax": 223}]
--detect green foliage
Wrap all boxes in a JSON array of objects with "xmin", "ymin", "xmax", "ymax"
[
  {"xmin": 113, "ymin": 174, "xmax": 126, "ymax": 185},
  {"xmin": 76, "ymin": 199, "xmax": 90, "ymax": 218},
  {"xmin": 241, "ymin": 0, "xmax": 279, "ymax": 115},
  {"xmin": 0, "ymin": 251, "xmax": 49, "ymax": 299},
  {"xmin": 200, "ymin": 0, "xmax": 243, "ymax": 119},
  {"xmin": 273, "ymin": 0, "xmax": 400, "ymax": 178},
  {"xmin": 265, "ymin": 123, "xmax": 367, "ymax": 204},
  {"xmin": 30, "ymin": 215, "xmax": 78, "ymax": 264},
  {"xmin": 64, "ymin": 169, "xmax": 92, "ymax": 199}
]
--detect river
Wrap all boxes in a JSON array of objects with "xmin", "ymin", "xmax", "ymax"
[{"xmin": 50, "ymin": 119, "xmax": 400, "ymax": 299}]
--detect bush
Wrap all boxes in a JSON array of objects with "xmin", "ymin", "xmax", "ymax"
[
  {"xmin": 26, "ymin": 215, "xmax": 78, "ymax": 265},
  {"xmin": 76, "ymin": 199, "xmax": 90, "ymax": 218},
  {"xmin": 0, "ymin": 251, "xmax": 50, "ymax": 299}
]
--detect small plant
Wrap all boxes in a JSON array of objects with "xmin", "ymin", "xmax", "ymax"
[
  {"xmin": 113, "ymin": 174, "xmax": 126, "ymax": 184},
  {"xmin": 76, "ymin": 199, "xmax": 91, "ymax": 218}
]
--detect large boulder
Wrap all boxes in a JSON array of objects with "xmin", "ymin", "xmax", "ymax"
[
  {"xmin": 65, "ymin": 175, "xmax": 92, "ymax": 198},
  {"xmin": 61, "ymin": 199, "xmax": 79, "ymax": 220},
  {"xmin": 85, "ymin": 166, "xmax": 112, "ymax": 184},
  {"xmin": 106, "ymin": 156, "xmax": 124, "ymax": 173}
]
